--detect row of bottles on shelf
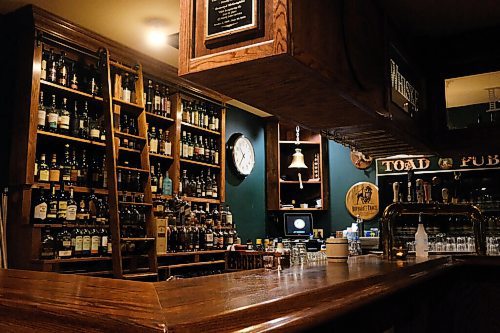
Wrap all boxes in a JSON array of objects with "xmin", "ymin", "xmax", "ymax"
[
  {"xmin": 41, "ymin": 47, "xmax": 100, "ymax": 95},
  {"xmin": 148, "ymin": 126, "xmax": 172, "ymax": 156},
  {"xmin": 35, "ymin": 145, "xmax": 107, "ymax": 189},
  {"xmin": 145, "ymin": 79, "xmax": 172, "ymax": 117},
  {"xmin": 181, "ymin": 131, "xmax": 219, "ymax": 165},
  {"xmin": 179, "ymin": 169, "xmax": 218, "ymax": 199},
  {"xmin": 119, "ymin": 204, "xmax": 148, "ymax": 238},
  {"xmin": 181, "ymin": 99, "xmax": 220, "ymax": 131},
  {"xmin": 38, "ymin": 92, "xmax": 105, "ymax": 141},
  {"xmin": 114, "ymin": 71, "xmax": 138, "ymax": 103},
  {"xmin": 150, "ymin": 164, "xmax": 173, "ymax": 195},
  {"xmin": 117, "ymin": 161, "xmax": 147, "ymax": 192},
  {"xmin": 40, "ymin": 225, "xmax": 111, "ymax": 260},
  {"xmin": 33, "ymin": 182, "xmax": 109, "ymax": 225}
]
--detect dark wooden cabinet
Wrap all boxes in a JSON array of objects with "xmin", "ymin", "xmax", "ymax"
[
  {"xmin": 2, "ymin": 5, "xmax": 227, "ymax": 279},
  {"xmin": 266, "ymin": 119, "xmax": 329, "ymax": 211}
]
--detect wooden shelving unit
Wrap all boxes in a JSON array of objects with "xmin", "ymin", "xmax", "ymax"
[
  {"xmin": 4, "ymin": 7, "xmax": 227, "ymax": 280},
  {"xmin": 266, "ymin": 119, "xmax": 329, "ymax": 211}
]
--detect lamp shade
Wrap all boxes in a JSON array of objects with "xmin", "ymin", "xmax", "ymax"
[{"xmin": 288, "ymin": 148, "xmax": 308, "ymax": 169}]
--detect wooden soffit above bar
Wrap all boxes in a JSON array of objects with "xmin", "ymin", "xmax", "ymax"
[{"xmin": 178, "ymin": 0, "xmax": 432, "ymax": 158}]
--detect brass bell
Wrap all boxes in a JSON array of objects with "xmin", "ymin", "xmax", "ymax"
[{"xmin": 288, "ymin": 148, "xmax": 308, "ymax": 189}]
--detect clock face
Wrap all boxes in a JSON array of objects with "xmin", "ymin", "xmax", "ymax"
[
  {"xmin": 294, "ymin": 219, "xmax": 306, "ymax": 230},
  {"xmin": 232, "ymin": 135, "xmax": 255, "ymax": 176}
]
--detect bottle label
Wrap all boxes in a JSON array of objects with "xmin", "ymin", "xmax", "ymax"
[
  {"xmin": 90, "ymin": 128, "xmax": 100, "ymax": 139},
  {"xmin": 49, "ymin": 169, "xmax": 60, "ymax": 182},
  {"xmin": 62, "ymin": 240, "xmax": 71, "ymax": 247},
  {"xmin": 150, "ymin": 139, "xmax": 158, "ymax": 154},
  {"xmin": 59, "ymin": 115, "xmax": 70, "ymax": 129},
  {"xmin": 165, "ymin": 142, "xmax": 172, "ymax": 156},
  {"xmin": 107, "ymin": 241, "xmax": 112, "ymax": 254},
  {"xmin": 206, "ymin": 233, "xmax": 213, "ymax": 242},
  {"xmin": 70, "ymin": 169, "xmax": 79, "ymax": 183},
  {"xmin": 39, "ymin": 170, "xmax": 49, "ymax": 182},
  {"xmin": 151, "ymin": 185, "xmax": 158, "ymax": 193},
  {"xmin": 83, "ymin": 236, "xmax": 91, "ymax": 251},
  {"xmin": 226, "ymin": 215, "xmax": 233, "ymax": 225},
  {"xmin": 91, "ymin": 236, "xmax": 100, "ymax": 254},
  {"xmin": 38, "ymin": 110, "xmax": 46, "ymax": 126},
  {"xmin": 188, "ymin": 145, "xmax": 194, "ymax": 158},
  {"xmin": 214, "ymin": 152, "xmax": 219, "ymax": 164},
  {"xmin": 41, "ymin": 60, "xmax": 47, "ymax": 80},
  {"xmin": 75, "ymin": 236, "xmax": 83, "ymax": 252},
  {"xmin": 66, "ymin": 205, "xmax": 77, "ymax": 221},
  {"xmin": 48, "ymin": 112, "xmax": 58, "ymax": 128},
  {"xmin": 123, "ymin": 89, "xmax": 131, "ymax": 103},
  {"xmin": 63, "ymin": 170, "xmax": 71, "ymax": 181},
  {"xmin": 58, "ymin": 250, "xmax": 72, "ymax": 257},
  {"xmin": 228, "ymin": 236, "xmax": 234, "ymax": 244},
  {"xmin": 154, "ymin": 96, "xmax": 161, "ymax": 110},
  {"xmin": 34, "ymin": 203, "xmax": 47, "ymax": 220},
  {"xmin": 101, "ymin": 236, "xmax": 108, "ymax": 247},
  {"xmin": 182, "ymin": 143, "xmax": 189, "ymax": 158}
]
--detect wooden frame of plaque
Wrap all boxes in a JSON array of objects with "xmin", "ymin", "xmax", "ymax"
[{"xmin": 204, "ymin": 0, "xmax": 264, "ymax": 48}]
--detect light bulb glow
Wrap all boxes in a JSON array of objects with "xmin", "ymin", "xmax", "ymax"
[{"xmin": 146, "ymin": 28, "xmax": 167, "ymax": 48}]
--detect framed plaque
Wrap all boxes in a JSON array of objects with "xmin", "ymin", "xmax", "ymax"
[
  {"xmin": 205, "ymin": 0, "xmax": 263, "ymax": 48},
  {"xmin": 345, "ymin": 182, "xmax": 379, "ymax": 220}
]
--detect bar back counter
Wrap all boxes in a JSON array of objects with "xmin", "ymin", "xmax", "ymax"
[{"xmin": 0, "ymin": 255, "xmax": 499, "ymax": 332}]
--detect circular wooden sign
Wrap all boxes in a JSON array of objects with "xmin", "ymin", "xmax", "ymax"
[{"xmin": 345, "ymin": 182, "xmax": 379, "ymax": 220}]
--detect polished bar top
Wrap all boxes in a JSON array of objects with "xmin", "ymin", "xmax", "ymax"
[{"xmin": 0, "ymin": 255, "xmax": 457, "ymax": 332}]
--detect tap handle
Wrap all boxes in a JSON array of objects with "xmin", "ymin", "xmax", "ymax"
[
  {"xmin": 442, "ymin": 188, "xmax": 449, "ymax": 203},
  {"xmin": 416, "ymin": 179, "xmax": 424, "ymax": 204},
  {"xmin": 392, "ymin": 182, "xmax": 400, "ymax": 203}
]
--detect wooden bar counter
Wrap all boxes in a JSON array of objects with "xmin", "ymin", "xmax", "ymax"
[{"xmin": 0, "ymin": 255, "xmax": 497, "ymax": 332}]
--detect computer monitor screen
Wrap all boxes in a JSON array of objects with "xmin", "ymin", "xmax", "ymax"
[{"xmin": 284, "ymin": 213, "xmax": 313, "ymax": 237}]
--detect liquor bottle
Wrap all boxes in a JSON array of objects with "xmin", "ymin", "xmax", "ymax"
[
  {"xmin": 70, "ymin": 150, "xmax": 79, "ymax": 186},
  {"xmin": 195, "ymin": 176, "xmax": 202, "ymax": 197},
  {"xmin": 206, "ymin": 170, "xmax": 213, "ymax": 198},
  {"xmin": 155, "ymin": 128, "xmax": 163, "ymax": 155},
  {"xmin": 66, "ymin": 187, "xmax": 77, "ymax": 224},
  {"xmin": 407, "ymin": 170, "xmax": 415, "ymax": 203},
  {"xmin": 101, "ymin": 154, "xmax": 108, "ymax": 188},
  {"xmin": 69, "ymin": 63, "xmax": 79, "ymax": 90},
  {"xmin": 122, "ymin": 73, "xmax": 131, "ymax": 102},
  {"xmin": 149, "ymin": 126, "xmax": 158, "ymax": 154},
  {"xmin": 79, "ymin": 101, "xmax": 89, "ymax": 138},
  {"xmin": 213, "ymin": 140, "xmax": 219, "ymax": 165},
  {"xmin": 120, "ymin": 114, "xmax": 129, "ymax": 133},
  {"xmin": 226, "ymin": 205, "xmax": 233, "ymax": 226},
  {"xmin": 90, "ymin": 224, "xmax": 100, "ymax": 257},
  {"xmin": 214, "ymin": 110, "xmax": 220, "ymax": 132},
  {"xmin": 164, "ymin": 130, "xmax": 172, "ymax": 156},
  {"xmin": 130, "ymin": 75, "xmax": 137, "ymax": 103},
  {"xmin": 180, "ymin": 170, "xmax": 188, "ymax": 196},
  {"xmin": 146, "ymin": 80, "xmax": 154, "ymax": 112},
  {"xmin": 129, "ymin": 118, "xmax": 138, "ymax": 136},
  {"xmin": 204, "ymin": 138, "xmax": 210, "ymax": 162},
  {"xmin": 56, "ymin": 227, "xmax": 72, "ymax": 259},
  {"xmin": 33, "ymin": 188, "xmax": 48, "ymax": 224},
  {"xmin": 198, "ymin": 136, "xmax": 205, "ymax": 162},
  {"xmin": 153, "ymin": 84, "xmax": 161, "ymax": 114},
  {"xmin": 181, "ymin": 131, "xmax": 188, "ymax": 158},
  {"xmin": 415, "ymin": 213, "xmax": 429, "ymax": 258},
  {"xmin": 100, "ymin": 121, "xmax": 106, "ymax": 142},
  {"xmin": 38, "ymin": 153, "xmax": 50, "ymax": 182},
  {"xmin": 227, "ymin": 226, "xmax": 234, "ymax": 247},
  {"xmin": 187, "ymin": 133, "xmax": 194, "ymax": 159},
  {"xmin": 70, "ymin": 101, "xmax": 80, "ymax": 137},
  {"xmin": 88, "ymin": 190, "xmax": 98, "ymax": 225},
  {"xmin": 76, "ymin": 198, "xmax": 90, "ymax": 225},
  {"xmin": 46, "ymin": 183, "xmax": 58, "ymax": 224},
  {"xmin": 57, "ymin": 182, "xmax": 68, "ymax": 223},
  {"xmin": 81, "ymin": 224, "xmax": 91, "ymax": 257},
  {"xmin": 47, "ymin": 94, "xmax": 58, "ymax": 132},
  {"xmin": 58, "ymin": 98, "xmax": 70, "ymax": 134},
  {"xmin": 78, "ymin": 150, "xmax": 88, "ymax": 187},
  {"xmin": 212, "ymin": 173, "xmax": 218, "ymax": 198},
  {"xmin": 49, "ymin": 153, "xmax": 60, "ymax": 183},
  {"xmin": 89, "ymin": 155, "xmax": 102, "ymax": 188},
  {"xmin": 61, "ymin": 144, "xmax": 72, "ymax": 185},
  {"xmin": 73, "ymin": 226, "xmax": 83, "ymax": 257},
  {"xmin": 162, "ymin": 170, "xmax": 173, "ymax": 195},
  {"xmin": 150, "ymin": 165, "xmax": 158, "ymax": 194},
  {"xmin": 182, "ymin": 101, "xmax": 189, "ymax": 122},
  {"xmin": 47, "ymin": 49, "xmax": 57, "ymax": 83},
  {"xmin": 200, "ymin": 171, "xmax": 206, "ymax": 197},
  {"xmin": 40, "ymin": 48, "xmax": 48, "ymax": 81},
  {"xmin": 165, "ymin": 86, "xmax": 171, "ymax": 117},
  {"xmin": 193, "ymin": 135, "xmax": 199, "ymax": 160},
  {"xmin": 100, "ymin": 228, "xmax": 108, "ymax": 255},
  {"xmin": 40, "ymin": 227, "xmax": 55, "ymax": 259},
  {"xmin": 205, "ymin": 221, "xmax": 214, "ymax": 250},
  {"xmin": 88, "ymin": 64, "xmax": 100, "ymax": 96},
  {"xmin": 157, "ymin": 163, "xmax": 163, "ymax": 194},
  {"xmin": 57, "ymin": 51, "xmax": 68, "ymax": 86},
  {"xmin": 38, "ymin": 91, "xmax": 46, "ymax": 130},
  {"xmin": 89, "ymin": 114, "xmax": 100, "ymax": 141},
  {"xmin": 220, "ymin": 205, "xmax": 227, "ymax": 225}
]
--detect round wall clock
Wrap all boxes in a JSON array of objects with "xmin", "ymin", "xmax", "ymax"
[
  {"xmin": 227, "ymin": 133, "xmax": 255, "ymax": 177},
  {"xmin": 350, "ymin": 151, "xmax": 373, "ymax": 170}
]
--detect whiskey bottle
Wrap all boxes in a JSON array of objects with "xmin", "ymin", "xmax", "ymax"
[
  {"xmin": 56, "ymin": 227, "xmax": 72, "ymax": 259},
  {"xmin": 164, "ymin": 130, "xmax": 172, "ymax": 156},
  {"xmin": 226, "ymin": 205, "xmax": 233, "ymax": 226},
  {"xmin": 187, "ymin": 133, "xmax": 194, "ymax": 159},
  {"xmin": 76, "ymin": 198, "xmax": 90, "ymax": 225},
  {"xmin": 58, "ymin": 51, "xmax": 68, "ymax": 87},
  {"xmin": 164, "ymin": 86, "xmax": 171, "ymax": 117},
  {"xmin": 78, "ymin": 150, "xmax": 88, "ymax": 187},
  {"xmin": 58, "ymin": 98, "xmax": 70, "ymax": 134},
  {"xmin": 49, "ymin": 153, "xmax": 60, "ymax": 183},
  {"xmin": 79, "ymin": 101, "xmax": 89, "ymax": 139},
  {"xmin": 122, "ymin": 73, "xmax": 131, "ymax": 102},
  {"xmin": 69, "ymin": 63, "xmax": 79, "ymax": 90},
  {"xmin": 89, "ymin": 114, "xmax": 101, "ymax": 141},
  {"xmin": 157, "ymin": 163, "xmax": 164, "ymax": 194},
  {"xmin": 154, "ymin": 84, "xmax": 161, "ymax": 114},
  {"xmin": 46, "ymin": 183, "xmax": 58, "ymax": 224},
  {"xmin": 73, "ymin": 226, "xmax": 83, "ymax": 257},
  {"xmin": 40, "ymin": 47, "xmax": 48, "ymax": 81},
  {"xmin": 181, "ymin": 131, "xmax": 188, "ymax": 158},
  {"xmin": 180, "ymin": 170, "xmax": 188, "ymax": 196},
  {"xmin": 57, "ymin": 182, "xmax": 68, "ymax": 223},
  {"xmin": 38, "ymin": 91, "xmax": 46, "ymax": 130},
  {"xmin": 70, "ymin": 101, "xmax": 80, "ymax": 137},
  {"xmin": 66, "ymin": 187, "xmax": 77, "ymax": 224},
  {"xmin": 47, "ymin": 49, "xmax": 57, "ymax": 83},
  {"xmin": 150, "ymin": 165, "xmax": 158, "ymax": 194},
  {"xmin": 88, "ymin": 64, "xmax": 100, "ymax": 96},
  {"xmin": 90, "ymin": 224, "xmax": 100, "ymax": 256},
  {"xmin": 158, "ymin": 128, "xmax": 165, "ymax": 155},
  {"xmin": 146, "ymin": 80, "xmax": 154, "ymax": 112},
  {"xmin": 100, "ymin": 228, "xmax": 109, "ymax": 255},
  {"xmin": 61, "ymin": 144, "xmax": 72, "ymax": 185},
  {"xmin": 38, "ymin": 153, "xmax": 50, "ymax": 183},
  {"xmin": 149, "ymin": 126, "xmax": 158, "ymax": 154},
  {"xmin": 212, "ymin": 173, "xmax": 218, "ymax": 198},
  {"xmin": 205, "ymin": 222, "xmax": 214, "ymax": 250},
  {"xmin": 81, "ymin": 221, "xmax": 91, "ymax": 257},
  {"xmin": 89, "ymin": 155, "xmax": 102, "ymax": 188},
  {"xmin": 47, "ymin": 94, "xmax": 59, "ymax": 133},
  {"xmin": 40, "ymin": 227, "xmax": 55, "ymax": 259},
  {"xmin": 33, "ymin": 188, "xmax": 48, "ymax": 224},
  {"xmin": 206, "ymin": 170, "xmax": 213, "ymax": 198},
  {"xmin": 70, "ymin": 150, "xmax": 79, "ymax": 186}
]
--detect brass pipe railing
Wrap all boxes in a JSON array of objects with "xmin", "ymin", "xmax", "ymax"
[{"xmin": 381, "ymin": 203, "xmax": 486, "ymax": 259}]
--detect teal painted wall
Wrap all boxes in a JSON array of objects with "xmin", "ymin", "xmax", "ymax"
[
  {"xmin": 224, "ymin": 106, "xmax": 266, "ymax": 242},
  {"xmin": 327, "ymin": 142, "xmax": 377, "ymax": 233}
]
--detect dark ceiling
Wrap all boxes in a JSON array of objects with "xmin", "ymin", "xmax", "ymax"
[{"xmin": 380, "ymin": 0, "xmax": 500, "ymax": 37}]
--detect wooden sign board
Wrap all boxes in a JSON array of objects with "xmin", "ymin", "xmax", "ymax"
[
  {"xmin": 205, "ymin": 0, "xmax": 263, "ymax": 47},
  {"xmin": 345, "ymin": 182, "xmax": 379, "ymax": 220}
]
